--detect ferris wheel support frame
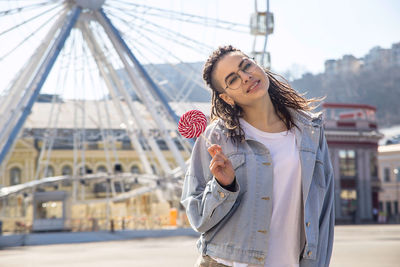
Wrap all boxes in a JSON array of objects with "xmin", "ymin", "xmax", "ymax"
[
  {"xmin": 80, "ymin": 21, "xmax": 155, "ymax": 175},
  {"xmin": 0, "ymin": 8, "xmax": 70, "ymax": 144},
  {"xmin": 96, "ymin": 9, "xmax": 187, "ymax": 172},
  {"xmin": 98, "ymin": 9, "xmax": 180, "ymax": 125},
  {"xmin": 0, "ymin": 7, "xmax": 69, "ymax": 117},
  {"xmin": 0, "ymin": 6, "xmax": 82, "ymax": 168},
  {"xmin": 80, "ymin": 20, "xmax": 174, "ymax": 176}
]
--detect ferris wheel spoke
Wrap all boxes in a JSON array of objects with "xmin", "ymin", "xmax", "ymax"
[
  {"xmin": 118, "ymin": 23, "xmax": 207, "ymax": 90},
  {"xmin": 105, "ymin": 7, "xmax": 212, "ymax": 53},
  {"xmin": 0, "ymin": 0, "xmax": 60, "ymax": 16},
  {"xmin": 105, "ymin": 0, "xmax": 248, "ymax": 33},
  {"xmin": 106, "ymin": 12, "xmax": 210, "ymax": 56},
  {"xmin": 0, "ymin": 3, "xmax": 63, "ymax": 37},
  {"xmin": 83, "ymin": 21, "xmax": 160, "ymax": 175},
  {"xmin": 121, "ymin": 31, "xmax": 207, "ymax": 102},
  {"xmin": 34, "ymin": 37, "xmax": 70, "ymax": 180},
  {"xmin": 96, "ymin": 9, "xmax": 188, "ymax": 171},
  {"xmin": 124, "ymin": 42, "xmax": 182, "ymax": 102},
  {"xmin": 0, "ymin": 9, "xmax": 61, "ymax": 61}
]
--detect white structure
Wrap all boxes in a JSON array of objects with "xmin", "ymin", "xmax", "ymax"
[{"xmin": 378, "ymin": 144, "xmax": 400, "ymax": 223}]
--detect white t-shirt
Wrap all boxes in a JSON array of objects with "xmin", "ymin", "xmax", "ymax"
[{"xmin": 212, "ymin": 118, "xmax": 302, "ymax": 267}]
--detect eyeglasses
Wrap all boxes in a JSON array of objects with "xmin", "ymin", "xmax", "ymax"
[{"xmin": 224, "ymin": 58, "xmax": 257, "ymax": 90}]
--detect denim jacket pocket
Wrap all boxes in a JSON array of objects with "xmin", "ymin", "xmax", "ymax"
[
  {"xmin": 228, "ymin": 153, "xmax": 245, "ymax": 170},
  {"xmin": 228, "ymin": 153, "xmax": 247, "ymax": 194}
]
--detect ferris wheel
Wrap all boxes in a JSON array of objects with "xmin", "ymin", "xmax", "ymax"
[{"xmin": 0, "ymin": 0, "xmax": 273, "ymax": 206}]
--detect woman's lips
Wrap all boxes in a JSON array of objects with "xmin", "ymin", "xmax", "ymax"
[{"xmin": 247, "ymin": 80, "xmax": 260, "ymax": 93}]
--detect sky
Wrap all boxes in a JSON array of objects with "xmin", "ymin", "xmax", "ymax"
[
  {"xmin": 0, "ymin": 0, "xmax": 399, "ymax": 95},
  {"xmin": 130, "ymin": 0, "xmax": 400, "ymax": 74}
]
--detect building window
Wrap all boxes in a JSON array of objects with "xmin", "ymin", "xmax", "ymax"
[
  {"xmin": 384, "ymin": 168, "xmax": 391, "ymax": 182},
  {"xmin": 97, "ymin": 165, "xmax": 107, "ymax": 173},
  {"xmin": 339, "ymin": 150, "xmax": 356, "ymax": 178},
  {"xmin": 379, "ymin": 201, "xmax": 383, "ymax": 211},
  {"xmin": 10, "ymin": 167, "xmax": 21, "ymax": 185},
  {"xmin": 79, "ymin": 165, "xmax": 92, "ymax": 175},
  {"xmin": 130, "ymin": 165, "xmax": 141, "ymax": 174},
  {"xmin": 44, "ymin": 166, "xmax": 54, "ymax": 177},
  {"xmin": 386, "ymin": 202, "xmax": 392, "ymax": 216},
  {"xmin": 156, "ymin": 140, "xmax": 169, "ymax": 151},
  {"xmin": 395, "ymin": 168, "xmax": 400, "ymax": 182},
  {"xmin": 370, "ymin": 152, "xmax": 378, "ymax": 177},
  {"xmin": 36, "ymin": 201, "xmax": 63, "ymax": 219},
  {"xmin": 122, "ymin": 139, "xmax": 132, "ymax": 150},
  {"xmin": 61, "ymin": 165, "xmax": 72, "ymax": 176},
  {"xmin": 114, "ymin": 163, "xmax": 123, "ymax": 173},
  {"xmin": 394, "ymin": 201, "xmax": 399, "ymax": 215}
]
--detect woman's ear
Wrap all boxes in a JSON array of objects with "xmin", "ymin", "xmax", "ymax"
[{"xmin": 219, "ymin": 93, "xmax": 235, "ymax": 106}]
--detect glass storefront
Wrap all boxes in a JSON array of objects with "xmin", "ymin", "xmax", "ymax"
[
  {"xmin": 36, "ymin": 201, "xmax": 63, "ymax": 219},
  {"xmin": 340, "ymin": 189, "xmax": 357, "ymax": 217},
  {"xmin": 339, "ymin": 149, "xmax": 357, "ymax": 217}
]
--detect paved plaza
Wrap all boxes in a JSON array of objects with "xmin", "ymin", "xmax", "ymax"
[{"xmin": 0, "ymin": 225, "xmax": 399, "ymax": 267}]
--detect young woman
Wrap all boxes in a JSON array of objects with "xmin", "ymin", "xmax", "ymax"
[{"xmin": 181, "ymin": 45, "xmax": 335, "ymax": 267}]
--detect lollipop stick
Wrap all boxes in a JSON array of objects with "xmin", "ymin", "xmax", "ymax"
[{"xmin": 200, "ymin": 133, "xmax": 212, "ymax": 147}]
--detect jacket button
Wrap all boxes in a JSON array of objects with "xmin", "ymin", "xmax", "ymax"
[
  {"xmin": 257, "ymin": 230, "xmax": 267, "ymax": 234},
  {"xmin": 262, "ymin": 162, "xmax": 271, "ymax": 166},
  {"xmin": 219, "ymin": 191, "xmax": 225, "ymax": 198},
  {"xmin": 261, "ymin": 197, "xmax": 270, "ymax": 200},
  {"xmin": 307, "ymin": 251, "xmax": 312, "ymax": 256},
  {"xmin": 306, "ymin": 222, "xmax": 311, "ymax": 227}
]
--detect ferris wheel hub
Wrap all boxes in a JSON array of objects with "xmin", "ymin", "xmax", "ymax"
[{"xmin": 74, "ymin": 0, "xmax": 105, "ymax": 10}]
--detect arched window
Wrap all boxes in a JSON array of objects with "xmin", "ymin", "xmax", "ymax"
[
  {"xmin": 79, "ymin": 165, "xmax": 92, "ymax": 175},
  {"xmin": 114, "ymin": 163, "xmax": 123, "ymax": 173},
  {"xmin": 44, "ymin": 166, "xmax": 55, "ymax": 177},
  {"xmin": 10, "ymin": 167, "xmax": 21, "ymax": 185},
  {"xmin": 61, "ymin": 165, "xmax": 72, "ymax": 176},
  {"xmin": 97, "ymin": 165, "xmax": 107, "ymax": 173},
  {"xmin": 130, "ymin": 165, "xmax": 141, "ymax": 174}
]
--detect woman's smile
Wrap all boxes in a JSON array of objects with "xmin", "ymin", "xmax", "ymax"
[{"xmin": 246, "ymin": 79, "xmax": 261, "ymax": 93}]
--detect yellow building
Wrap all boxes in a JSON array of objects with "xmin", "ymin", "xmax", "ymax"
[{"xmin": 0, "ymin": 100, "xmax": 202, "ymax": 234}]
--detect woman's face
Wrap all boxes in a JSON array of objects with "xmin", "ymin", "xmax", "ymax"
[{"xmin": 212, "ymin": 52, "xmax": 270, "ymax": 108}]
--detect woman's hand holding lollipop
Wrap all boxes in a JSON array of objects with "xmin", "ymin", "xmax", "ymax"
[{"xmin": 178, "ymin": 110, "xmax": 235, "ymax": 186}]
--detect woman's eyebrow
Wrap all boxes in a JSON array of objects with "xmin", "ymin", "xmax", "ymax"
[{"xmin": 224, "ymin": 58, "xmax": 246, "ymax": 82}]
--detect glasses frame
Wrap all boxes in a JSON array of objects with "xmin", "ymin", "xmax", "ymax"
[{"xmin": 223, "ymin": 57, "xmax": 257, "ymax": 90}]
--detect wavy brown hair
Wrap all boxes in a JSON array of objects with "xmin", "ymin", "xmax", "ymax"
[{"xmin": 203, "ymin": 45, "xmax": 323, "ymax": 144}]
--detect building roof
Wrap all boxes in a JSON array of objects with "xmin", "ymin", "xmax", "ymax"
[{"xmin": 378, "ymin": 143, "xmax": 400, "ymax": 153}]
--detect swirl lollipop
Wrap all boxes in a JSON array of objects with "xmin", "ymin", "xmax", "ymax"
[{"xmin": 178, "ymin": 110, "xmax": 211, "ymax": 145}]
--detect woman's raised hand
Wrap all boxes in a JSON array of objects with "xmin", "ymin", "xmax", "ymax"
[{"xmin": 207, "ymin": 144, "xmax": 235, "ymax": 186}]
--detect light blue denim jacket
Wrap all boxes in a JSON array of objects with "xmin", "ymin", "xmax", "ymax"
[{"xmin": 181, "ymin": 108, "xmax": 335, "ymax": 266}]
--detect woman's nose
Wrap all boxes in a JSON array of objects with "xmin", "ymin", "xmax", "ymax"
[{"xmin": 239, "ymin": 71, "xmax": 252, "ymax": 83}]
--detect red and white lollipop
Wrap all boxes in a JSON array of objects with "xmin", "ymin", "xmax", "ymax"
[{"xmin": 178, "ymin": 110, "xmax": 211, "ymax": 145}]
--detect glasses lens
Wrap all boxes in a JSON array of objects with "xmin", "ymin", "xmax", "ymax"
[
  {"xmin": 242, "ymin": 59, "xmax": 256, "ymax": 73},
  {"xmin": 227, "ymin": 74, "xmax": 241, "ymax": 90}
]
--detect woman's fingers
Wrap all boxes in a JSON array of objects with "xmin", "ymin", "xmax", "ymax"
[
  {"xmin": 207, "ymin": 144, "xmax": 222, "ymax": 157},
  {"xmin": 209, "ymin": 161, "xmax": 226, "ymax": 178},
  {"xmin": 209, "ymin": 158, "xmax": 225, "ymax": 171},
  {"xmin": 209, "ymin": 153, "xmax": 227, "ymax": 165}
]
